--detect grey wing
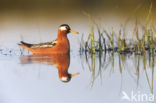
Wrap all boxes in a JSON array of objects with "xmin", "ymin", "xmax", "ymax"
[{"xmin": 31, "ymin": 40, "xmax": 58, "ymax": 48}]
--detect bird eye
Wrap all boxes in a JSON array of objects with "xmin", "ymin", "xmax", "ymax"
[{"xmin": 66, "ymin": 27, "xmax": 68, "ymax": 30}]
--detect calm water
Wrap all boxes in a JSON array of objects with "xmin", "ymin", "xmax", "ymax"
[{"xmin": 0, "ymin": 14, "xmax": 155, "ymax": 103}]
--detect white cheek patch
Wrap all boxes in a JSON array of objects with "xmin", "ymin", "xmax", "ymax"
[
  {"xmin": 61, "ymin": 77, "xmax": 68, "ymax": 81},
  {"xmin": 59, "ymin": 26, "xmax": 67, "ymax": 31}
]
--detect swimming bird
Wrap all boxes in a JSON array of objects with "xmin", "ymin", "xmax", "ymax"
[{"xmin": 19, "ymin": 24, "xmax": 78, "ymax": 54}]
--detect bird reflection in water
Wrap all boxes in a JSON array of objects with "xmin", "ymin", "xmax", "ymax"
[{"xmin": 20, "ymin": 53, "xmax": 79, "ymax": 83}]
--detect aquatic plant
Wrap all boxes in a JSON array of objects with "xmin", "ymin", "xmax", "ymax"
[
  {"xmin": 80, "ymin": 2, "xmax": 155, "ymax": 56},
  {"xmin": 80, "ymin": 2, "xmax": 155, "ymax": 92}
]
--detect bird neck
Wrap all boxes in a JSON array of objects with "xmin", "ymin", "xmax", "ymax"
[
  {"xmin": 57, "ymin": 30, "xmax": 68, "ymax": 40},
  {"xmin": 56, "ymin": 54, "xmax": 70, "ymax": 79},
  {"xmin": 58, "ymin": 67, "xmax": 69, "ymax": 78}
]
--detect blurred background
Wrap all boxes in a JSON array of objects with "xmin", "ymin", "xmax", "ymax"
[
  {"xmin": 0, "ymin": 0, "xmax": 155, "ymax": 18},
  {"xmin": 0, "ymin": 0, "xmax": 155, "ymax": 12},
  {"xmin": 0, "ymin": 0, "xmax": 155, "ymax": 49}
]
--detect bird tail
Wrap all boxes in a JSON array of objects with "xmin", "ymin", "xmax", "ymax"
[
  {"xmin": 19, "ymin": 41, "xmax": 33, "ymax": 47},
  {"xmin": 18, "ymin": 41, "xmax": 34, "ymax": 52}
]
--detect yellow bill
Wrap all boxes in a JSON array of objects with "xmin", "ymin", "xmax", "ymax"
[
  {"xmin": 71, "ymin": 72, "xmax": 79, "ymax": 77},
  {"xmin": 70, "ymin": 30, "xmax": 79, "ymax": 34}
]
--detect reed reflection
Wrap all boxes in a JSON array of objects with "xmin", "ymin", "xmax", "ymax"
[
  {"xmin": 80, "ymin": 51, "xmax": 155, "ymax": 94},
  {"xmin": 20, "ymin": 53, "xmax": 79, "ymax": 83}
]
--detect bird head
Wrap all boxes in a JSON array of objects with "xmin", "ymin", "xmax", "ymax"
[
  {"xmin": 60, "ymin": 72, "xmax": 79, "ymax": 83},
  {"xmin": 58, "ymin": 24, "xmax": 79, "ymax": 35}
]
